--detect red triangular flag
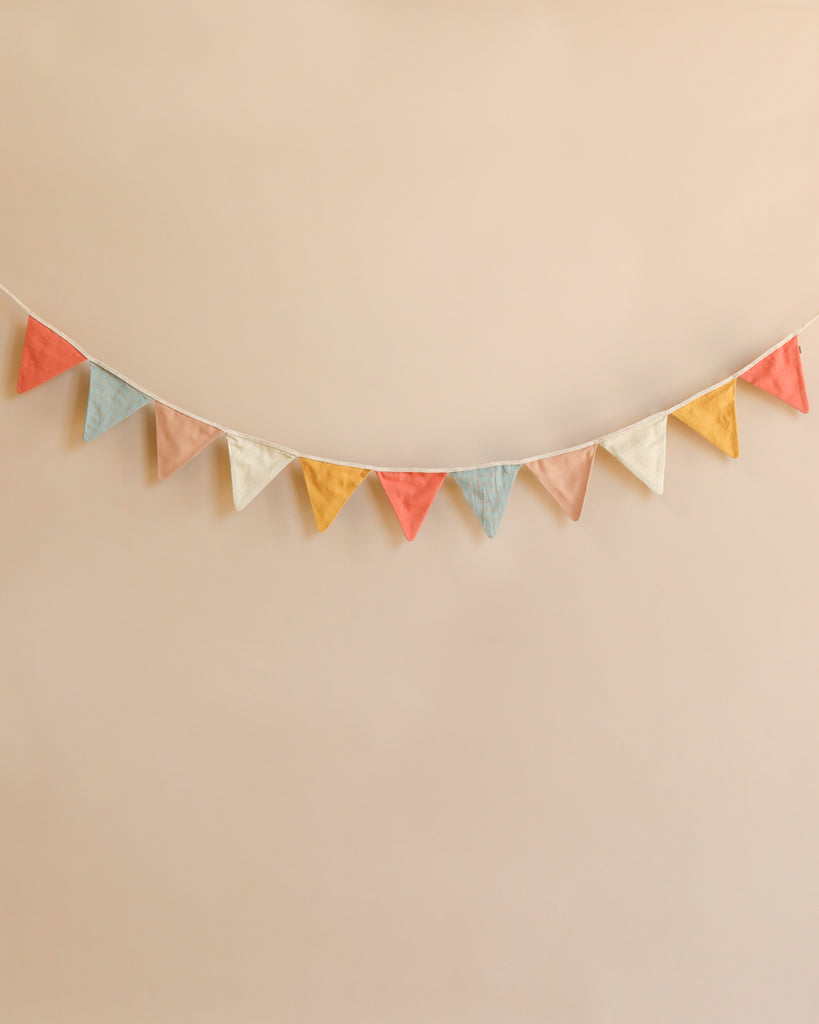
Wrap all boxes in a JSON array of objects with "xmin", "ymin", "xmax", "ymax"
[
  {"xmin": 17, "ymin": 316, "xmax": 87, "ymax": 393},
  {"xmin": 740, "ymin": 337, "xmax": 809, "ymax": 413},
  {"xmin": 526, "ymin": 444, "xmax": 596, "ymax": 521},
  {"xmin": 377, "ymin": 471, "xmax": 447, "ymax": 541},
  {"xmin": 155, "ymin": 403, "xmax": 222, "ymax": 479}
]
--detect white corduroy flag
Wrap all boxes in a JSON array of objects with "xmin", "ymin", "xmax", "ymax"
[
  {"xmin": 600, "ymin": 413, "xmax": 667, "ymax": 494},
  {"xmin": 226, "ymin": 434, "xmax": 294, "ymax": 510}
]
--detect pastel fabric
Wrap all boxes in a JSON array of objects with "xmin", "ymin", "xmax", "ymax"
[
  {"xmin": 600, "ymin": 413, "xmax": 667, "ymax": 494},
  {"xmin": 17, "ymin": 316, "xmax": 86, "ymax": 393},
  {"xmin": 155, "ymin": 403, "xmax": 222, "ymax": 479},
  {"xmin": 741, "ymin": 337, "xmax": 809, "ymax": 413},
  {"xmin": 451, "ymin": 465, "xmax": 519, "ymax": 538},
  {"xmin": 673, "ymin": 379, "xmax": 739, "ymax": 458},
  {"xmin": 83, "ymin": 364, "xmax": 152, "ymax": 441},
  {"xmin": 377, "ymin": 471, "xmax": 447, "ymax": 541},
  {"xmin": 300, "ymin": 458, "xmax": 371, "ymax": 532},
  {"xmin": 226, "ymin": 434, "xmax": 294, "ymax": 511},
  {"xmin": 526, "ymin": 444, "xmax": 596, "ymax": 521}
]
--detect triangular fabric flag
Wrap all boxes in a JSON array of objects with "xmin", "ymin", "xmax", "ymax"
[
  {"xmin": 17, "ymin": 316, "xmax": 86, "ymax": 393},
  {"xmin": 83, "ymin": 364, "xmax": 152, "ymax": 441},
  {"xmin": 450, "ymin": 464, "xmax": 520, "ymax": 538},
  {"xmin": 740, "ymin": 337, "xmax": 809, "ymax": 413},
  {"xmin": 300, "ymin": 458, "xmax": 371, "ymax": 531},
  {"xmin": 155, "ymin": 402, "xmax": 222, "ymax": 479},
  {"xmin": 376, "ymin": 471, "xmax": 447, "ymax": 541},
  {"xmin": 672, "ymin": 379, "xmax": 739, "ymax": 458},
  {"xmin": 600, "ymin": 413, "xmax": 667, "ymax": 494},
  {"xmin": 526, "ymin": 444, "xmax": 596, "ymax": 522},
  {"xmin": 226, "ymin": 434, "xmax": 294, "ymax": 510}
]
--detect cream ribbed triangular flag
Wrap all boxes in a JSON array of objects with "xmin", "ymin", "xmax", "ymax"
[
  {"xmin": 226, "ymin": 434, "xmax": 294, "ymax": 511},
  {"xmin": 600, "ymin": 413, "xmax": 667, "ymax": 494}
]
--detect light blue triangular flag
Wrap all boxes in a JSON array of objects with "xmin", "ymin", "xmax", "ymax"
[
  {"xmin": 83, "ymin": 363, "xmax": 152, "ymax": 441},
  {"xmin": 450, "ymin": 464, "xmax": 520, "ymax": 538}
]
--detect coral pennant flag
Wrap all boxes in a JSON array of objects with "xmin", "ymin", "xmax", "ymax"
[
  {"xmin": 740, "ymin": 337, "xmax": 809, "ymax": 413},
  {"xmin": 600, "ymin": 413, "xmax": 667, "ymax": 494},
  {"xmin": 377, "ymin": 471, "xmax": 446, "ymax": 541},
  {"xmin": 226, "ymin": 434, "xmax": 294, "ymax": 511},
  {"xmin": 17, "ymin": 316, "xmax": 86, "ymax": 392},
  {"xmin": 526, "ymin": 444, "xmax": 596, "ymax": 521},
  {"xmin": 451, "ymin": 465, "xmax": 519, "ymax": 538},
  {"xmin": 300, "ymin": 458, "xmax": 371, "ymax": 531},
  {"xmin": 155, "ymin": 403, "xmax": 222, "ymax": 479},
  {"xmin": 83, "ymin": 364, "xmax": 152, "ymax": 440},
  {"xmin": 672, "ymin": 379, "xmax": 739, "ymax": 458}
]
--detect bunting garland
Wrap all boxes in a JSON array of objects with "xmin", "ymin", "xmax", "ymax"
[{"xmin": 2, "ymin": 280, "xmax": 814, "ymax": 541}]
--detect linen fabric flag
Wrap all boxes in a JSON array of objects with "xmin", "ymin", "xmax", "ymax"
[
  {"xmin": 226, "ymin": 433, "xmax": 294, "ymax": 511},
  {"xmin": 376, "ymin": 471, "xmax": 447, "ymax": 541},
  {"xmin": 155, "ymin": 402, "xmax": 222, "ymax": 479},
  {"xmin": 672, "ymin": 379, "xmax": 739, "ymax": 458},
  {"xmin": 17, "ymin": 316, "xmax": 86, "ymax": 393},
  {"xmin": 526, "ymin": 444, "xmax": 596, "ymax": 521},
  {"xmin": 83, "ymin": 364, "xmax": 152, "ymax": 441},
  {"xmin": 300, "ymin": 458, "xmax": 371, "ymax": 532},
  {"xmin": 450, "ymin": 464, "xmax": 520, "ymax": 538},
  {"xmin": 740, "ymin": 337, "xmax": 809, "ymax": 413},
  {"xmin": 600, "ymin": 413, "xmax": 667, "ymax": 494}
]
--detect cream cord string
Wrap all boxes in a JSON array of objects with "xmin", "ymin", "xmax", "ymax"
[{"xmin": 1, "ymin": 280, "xmax": 816, "ymax": 474}]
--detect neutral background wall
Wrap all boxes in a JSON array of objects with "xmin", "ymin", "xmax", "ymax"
[{"xmin": 2, "ymin": 3, "xmax": 819, "ymax": 1022}]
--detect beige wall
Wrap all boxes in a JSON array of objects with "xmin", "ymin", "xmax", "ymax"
[{"xmin": 3, "ymin": 3, "xmax": 819, "ymax": 1021}]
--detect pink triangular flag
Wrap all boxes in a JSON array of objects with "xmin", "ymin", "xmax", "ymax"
[
  {"xmin": 526, "ymin": 445, "xmax": 596, "ymax": 521},
  {"xmin": 376, "ymin": 471, "xmax": 447, "ymax": 541},
  {"xmin": 155, "ymin": 403, "xmax": 222, "ymax": 479},
  {"xmin": 740, "ymin": 337, "xmax": 809, "ymax": 413},
  {"xmin": 17, "ymin": 316, "xmax": 87, "ymax": 392}
]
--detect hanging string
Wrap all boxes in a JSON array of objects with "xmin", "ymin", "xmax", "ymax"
[{"xmin": 2, "ymin": 279, "xmax": 816, "ymax": 473}]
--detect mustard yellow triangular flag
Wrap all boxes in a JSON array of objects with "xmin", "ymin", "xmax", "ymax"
[
  {"xmin": 300, "ymin": 458, "xmax": 371, "ymax": 531},
  {"xmin": 672, "ymin": 379, "xmax": 739, "ymax": 458}
]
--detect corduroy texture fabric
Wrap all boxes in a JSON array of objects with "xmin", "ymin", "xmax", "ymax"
[
  {"xmin": 741, "ymin": 337, "xmax": 809, "ymax": 413},
  {"xmin": 17, "ymin": 316, "xmax": 86, "ymax": 393},
  {"xmin": 527, "ymin": 444, "xmax": 597, "ymax": 521},
  {"xmin": 155, "ymin": 403, "xmax": 222, "ymax": 480},
  {"xmin": 83, "ymin": 364, "xmax": 152, "ymax": 441},
  {"xmin": 600, "ymin": 413, "xmax": 667, "ymax": 494},
  {"xmin": 300, "ymin": 458, "xmax": 371, "ymax": 532},
  {"xmin": 450, "ymin": 465, "xmax": 519, "ymax": 538},
  {"xmin": 673, "ymin": 379, "xmax": 739, "ymax": 458},
  {"xmin": 376, "ymin": 471, "xmax": 447, "ymax": 541},
  {"xmin": 226, "ymin": 434, "xmax": 294, "ymax": 511}
]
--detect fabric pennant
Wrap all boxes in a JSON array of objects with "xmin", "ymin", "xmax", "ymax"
[
  {"xmin": 740, "ymin": 337, "xmax": 809, "ymax": 413},
  {"xmin": 672, "ymin": 379, "xmax": 739, "ymax": 458},
  {"xmin": 300, "ymin": 458, "xmax": 370, "ymax": 531},
  {"xmin": 17, "ymin": 316, "xmax": 86, "ymax": 393},
  {"xmin": 527, "ymin": 444, "xmax": 596, "ymax": 521},
  {"xmin": 377, "ymin": 471, "xmax": 447, "ymax": 541},
  {"xmin": 451, "ymin": 464, "xmax": 519, "ymax": 538},
  {"xmin": 227, "ymin": 434, "xmax": 294, "ymax": 510},
  {"xmin": 155, "ymin": 402, "xmax": 222, "ymax": 479},
  {"xmin": 600, "ymin": 413, "xmax": 667, "ymax": 494},
  {"xmin": 83, "ymin": 364, "xmax": 152, "ymax": 441}
]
